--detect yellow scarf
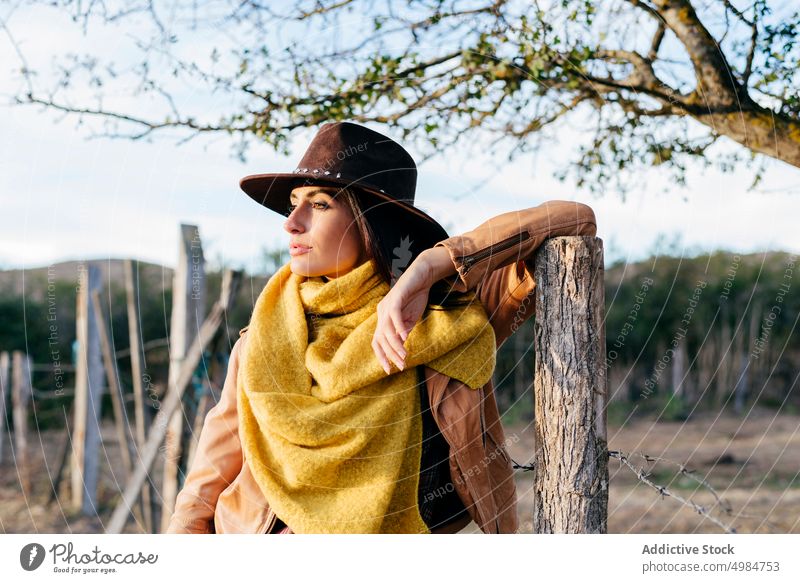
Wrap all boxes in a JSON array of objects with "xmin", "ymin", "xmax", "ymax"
[{"xmin": 237, "ymin": 257, "xmax": 495, "ymax": 533}]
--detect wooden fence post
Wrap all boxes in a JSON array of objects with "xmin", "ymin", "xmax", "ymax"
[
  {"xmin": 532, "ymin": 235, "xmax": 608, "ymax": 533},
  {"xmin": 161, "ymin": 223, "xmax": 207, "ymax": 532},
  {"xmin": 184, "ymin": 269, "xmax": 240, "ymax": 469},
  {"xmin": 11, "ymin": 351, "xmax": 33, "ymax": 495},
  {"xmin": 0, "ymin": 350, "xmax": 9, "ymax": 464},
  {"xmin": 71, "ymin": 262, "xmax": 104, "ymax": 515},
  {"xmin": 124, "ymin": 258, "xmax": 156, "ymax": 532},
  {"xmin": 90, "ymin": 289, "xmax": 135, "ymax": 477}
]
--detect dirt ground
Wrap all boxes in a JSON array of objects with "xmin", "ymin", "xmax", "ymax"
[
  {"xmin": 499, "ymin": 407, "xmax": 800, "ymax": 534},
  {"xmin": 2, "ymin": 408, "xmax": 798, "ymax": 534}
]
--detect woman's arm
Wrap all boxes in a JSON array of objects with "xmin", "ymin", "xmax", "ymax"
[
  {"xmin": 165, "ymin": 335, "xmax": 246, "ymax": 534},
  {"xmin": 428, "ymin": 200, "xmax": 597, "ymax": 293},
  {"xmin": 372, "ymin": 200, "xmax": 597, "ymax": 369},
  {"xmin": 416, "ymin": 246, "xmax": 458, "ymax": 285}
]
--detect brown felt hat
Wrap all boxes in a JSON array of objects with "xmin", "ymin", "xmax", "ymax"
[{"xmin": 239, "ymin": 121, "xmax": 449, "ymax": 251}]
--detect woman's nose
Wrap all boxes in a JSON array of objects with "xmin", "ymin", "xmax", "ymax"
[{"xmin": 283, "ymin": 206, "xmax": 306, "ymax": 234}]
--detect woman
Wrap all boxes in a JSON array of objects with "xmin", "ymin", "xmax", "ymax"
[{"xmin": 166, "ymin": 121, "xmax": 598, "ymax": 534}]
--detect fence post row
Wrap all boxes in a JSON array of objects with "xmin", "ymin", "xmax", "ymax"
[{"xmin": 107, "ymin": 267, "xmax": 241, "ymax": 534}]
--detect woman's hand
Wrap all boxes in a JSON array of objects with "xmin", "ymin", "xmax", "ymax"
[{"xmin": 372, "ymin": 253, "xmax": 438, "ymax": 375}]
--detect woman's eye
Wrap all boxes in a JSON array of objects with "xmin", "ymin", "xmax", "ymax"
[{"xmin": 285, "ymin": 201, "xmax": 328, "ymax": 216}]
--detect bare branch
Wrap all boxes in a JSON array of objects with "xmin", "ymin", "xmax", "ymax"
[
  {"xmin": 0, "ymin": 5, "xmax": 35, "ymax": 98},
  {"xmin": 721, "ymin": 0, "xmax": 755, "ymax": 26},
  {"xmin": 505, "ymin": 92, "xmax": 587, "ymax": 138},
  {"xmin": 623, "ymin": 0, "xmax": 664, "ymax": 22},
  {"xmin": 648, "ymin": 21, "xmax": 666, "ymax": 61},
  {"xmin": 294, "ymin": 0, "xmax": 359, "ymax": 20}
]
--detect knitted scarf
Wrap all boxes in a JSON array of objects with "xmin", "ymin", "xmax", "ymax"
[{"xmin": 237, "ymin": 257, "xmax": 495, "ymax": 533}]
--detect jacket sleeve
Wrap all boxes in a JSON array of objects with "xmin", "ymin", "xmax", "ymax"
[
  {"xmin": 165, "ymin": 335, "xmax": 245, "ymax": 534},
  {"xmin": 433, "ymin": 200, "xmax": 597, "ymax": 347}
]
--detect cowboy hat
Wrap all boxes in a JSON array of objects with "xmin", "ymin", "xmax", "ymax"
[{"xmin": 239, "ymin": 121, "xmax": 450, "ymax": 252}]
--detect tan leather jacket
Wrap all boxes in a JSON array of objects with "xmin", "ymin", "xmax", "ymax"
[{"xmin": 166, "ymin": 200, "xmax": 597, "ymax": 534}]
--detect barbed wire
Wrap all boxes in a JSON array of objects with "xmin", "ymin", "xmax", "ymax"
[
  {"xmin": 609, "ymin": 449, "xmax": 737, "ymax": 533},
  {"xmin": 510, "ymin": 448, "xmax": 779, "ymax": 534},
  {"xmin": 609, "ymin": 449, "xmax": 782, "ymax": 534}
]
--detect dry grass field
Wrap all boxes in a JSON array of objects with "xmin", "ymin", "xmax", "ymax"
[{"xmin": 503, "ymin": 408, "xmax": 800, "ymax": 534}]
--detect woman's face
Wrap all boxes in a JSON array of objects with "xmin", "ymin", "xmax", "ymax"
[{"xmin": 283, "ymin": 185, "xmax": 367, "ymax": 279}]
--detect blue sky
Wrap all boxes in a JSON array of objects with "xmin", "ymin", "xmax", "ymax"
[{"xmin": 1, "ymin": 2, "xmax": 799, "ymax": 275}]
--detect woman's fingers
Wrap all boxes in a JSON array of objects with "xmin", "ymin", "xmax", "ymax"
[
  {"xmin": 373, "ymin": 334, "xmax": 403, "ymax": 374},
  {"xmin": 371, "ymin": 260, "xmax": 433, "ymax": 375},
  {"xmin": 379, "ymin": 326, "xmax": 406, "ymax": 372},
  {"xmin": 371, "ymin": 337, "xmax": 392, "ymax": 375},
  {"xmin": 387, "ymin": 309, "xmax": 408, "ymax": 356},
  {"xmin": 373, "ymin": 304, "xmax": 408, "ymax": 374}
]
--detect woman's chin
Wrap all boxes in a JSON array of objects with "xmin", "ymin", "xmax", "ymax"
[
  {"xmin": 289, "ymin": 256, "xmax": 317, "ymax": 277},
  {"xmin": 289, "ymin": 255, "xmax": 358, "ymax": 279}
]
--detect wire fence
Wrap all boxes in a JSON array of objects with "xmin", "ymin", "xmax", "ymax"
[
  {"xmin": 510, "ymin": 448, "xmax": 778, "ymax": 534},
  {"xmin": 2, "ymin": 345, "xmax": 784, "ymax": 534}
]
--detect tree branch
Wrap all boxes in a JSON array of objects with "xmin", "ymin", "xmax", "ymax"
[
  {"xmin": 648, "ymin": 21, "xmax": 666, "ymax": 61},
  {"xmin": 652, "ymin": 0, "xmax": 745, "ymax": 107}
]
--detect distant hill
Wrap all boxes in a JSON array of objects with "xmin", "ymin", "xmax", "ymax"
[
  {"xmin": 0, "ymin": 258, "xmax": 174, "ymax": 301},
  {"xmin": 0, "ymin": 257, "xmax": 269, "ymax": 362}
]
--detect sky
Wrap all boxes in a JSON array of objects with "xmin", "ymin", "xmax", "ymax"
[{"xmin": 1, "ymin": 2, "xmax": 799, "ymax": 276}]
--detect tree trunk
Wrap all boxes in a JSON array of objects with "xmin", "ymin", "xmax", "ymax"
[{"xmin": 715, "ymin": 304, "xmax": 732, "ymax": 409}]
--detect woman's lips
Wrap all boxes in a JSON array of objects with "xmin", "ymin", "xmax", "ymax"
[{"xmin": 289, "ymin": 244, "xmax": 312, "ymax": 256}]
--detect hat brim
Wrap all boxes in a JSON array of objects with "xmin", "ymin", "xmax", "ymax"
[{"xmin": 239, "ymin": 172, "xmax": 450, "ymax": 249}]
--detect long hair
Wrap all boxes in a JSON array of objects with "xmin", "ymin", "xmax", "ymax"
[{"xmin": 292, "ymin": 179, "xmax": 476, "ymax": 309}]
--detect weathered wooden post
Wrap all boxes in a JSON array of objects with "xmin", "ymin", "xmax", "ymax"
[
  {"xmin": 185, "ymin": 269, "xmax": 239, "ymax": 469},
  {"xmin": 532, "ymin": 235, "xmax": 607, "ymax": 533},
  {"xmin": 0, "ymin": 350, "xmax": 9, "ymax": 464},
  {"xmin": 71, "ymin": 262, "xmax": 104, "ymax": 515},
  {"xmin": 11, "ymin": 350, "xmax": 33, "ymax": 495},
  {"xmin": 90, "ymin": 289, "xmax": 135, "ymax": 477},
  {"xmin": 124, "ymin": 258, "xmax": 156, "ymax": 532},
  {"xmin": 161, "ymin": 224, "xmax": 207, "ymax": 532}
]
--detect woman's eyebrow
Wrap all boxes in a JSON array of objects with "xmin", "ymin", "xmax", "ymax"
[{"xmin": 289, "ymin": 189, "xmax": 335, "ymax": 201}]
